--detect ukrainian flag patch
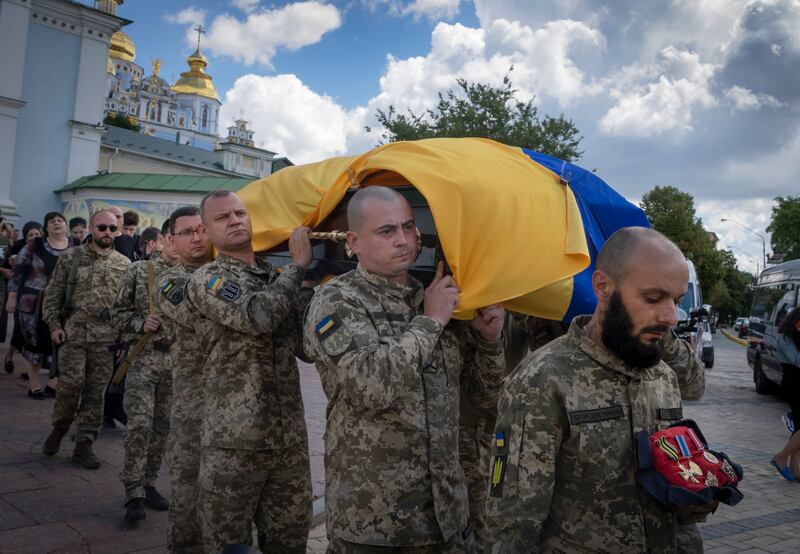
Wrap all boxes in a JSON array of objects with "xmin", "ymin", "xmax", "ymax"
[
  {"xmin": 316, "ymin": 315, "xmax": 335, "ymax": 334},
  {"xmin": 207, "ymin": 275, "xmax": 222, "ymax": 292}
]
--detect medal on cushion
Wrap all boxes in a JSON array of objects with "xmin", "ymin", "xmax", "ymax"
[
  {"xmin": 677, "ymin": 461, "xmax": 703, "ymax": 483},
  {"xmin": 704, "ymin": 471, "xmax": 720, "ymax": 487},
  {"xmin": 720, "ymin": 459, "xmax": 737, "ymax": 481},
  {"xmin": 703, "ymin": 451, "xmax": 720, "ymax": 464}
]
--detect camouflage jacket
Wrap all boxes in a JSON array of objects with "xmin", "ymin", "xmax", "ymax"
[
  {"xmin": 485, "ymin": 316, "xmax": 695, "ymax": 553},
  {"xmin": 661, "ymin": 327, "xmax": 705, "ymax": 401},
  {"xmin": 303, "ymin": 265, "xmax": 506, "ymax": 546},
  {"xmin": 42, "ymin": 245, "xmax": 130, "ymax": 343},
  {"xmin": 151, "ymin": 262, "xmax": 208, "ymax": 383},
  {"xmin": 111, "ymin": 255, "xmax": 172, "ymax": 346},
  {"xmin": 185, "ymin": 253, "xmax": 309, "ymax": 450}
]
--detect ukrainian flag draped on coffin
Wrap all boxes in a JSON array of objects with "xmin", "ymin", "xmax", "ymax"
[{"xmin": 238, "ymin": 138, "xmax": 648, "ymax": 321}]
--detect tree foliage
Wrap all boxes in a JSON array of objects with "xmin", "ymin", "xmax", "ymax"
[
  {"xmin": 640, "ymin": 185, "xmax": 755, "ymax": 320},
  {"xmin": 104, "ymin": 112, "xmax": 140, "ymax": 132},
  {"xmin": 370, "ymin": 73, "xmax": 583, "ymax": 162},
  {"xmin": 766, "ymin": 195, "xmax": 800, "ymax": 262}
]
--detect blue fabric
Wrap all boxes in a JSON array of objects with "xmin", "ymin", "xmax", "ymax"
[{"xmin": 521, "ymin": 149, "xmax": 651, "ymax": 322}]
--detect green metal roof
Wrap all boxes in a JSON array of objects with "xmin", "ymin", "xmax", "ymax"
[{"xmin": 58, "ymin": 173, "xmax": 255, "ymax": 194}]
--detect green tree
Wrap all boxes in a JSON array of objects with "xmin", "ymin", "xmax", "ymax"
[
  {"xmin": 370, "ymin": 73, "xmax": 583, "ymax": 161},
  {"xmin": 639, "ymin": 186, "xmax": 722, "ymax": 289},
  {"xmin": 103, "ymin": 112, "xmax": 140, "ymax": 132},
  {"xmin": 766, "ymin": 195, "xmax": 800, "ymax": 262}
]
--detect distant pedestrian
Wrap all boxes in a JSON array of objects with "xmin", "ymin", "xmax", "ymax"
[
  {"xmin": 6, "ymin": 213, "xmax": 71, "ymax": 398},
  {"xmin": 41, "ymin": 210, "xmax": 130, "ymax": 469},
  {"xmin": 69, "ymin": 217, "xmax": 88, "ymax": 245},
  {"xmin": 771, "ymin": 307, "xmax": 800, "ymax": 481},
  {"xmin": 3, "ymin": 222, "xmax": 43, "ymax": 375}
]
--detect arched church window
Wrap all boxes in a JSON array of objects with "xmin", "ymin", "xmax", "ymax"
[
  {"xmin": 179, "ymin": 113, "xmax": 185, "ymax": 127},
  {"xmin": 202, "ymin": 105, "xmax": 209, "ymax": 128}
]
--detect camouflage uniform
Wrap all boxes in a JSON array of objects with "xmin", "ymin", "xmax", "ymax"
[
  {"xmin": 41, "ymin": 245, "xmax": 130, "ymax": 442},
  {"xmin": 112, "ymin": 255, "xmax": 173, "ymax": 503},
  {"xmin": 484, "ymin": 316, "xmax": 707, "ymax": 553},
  {"xmin": 151, "ymin": 261, "xmax": 207, "ymax": 554},
  {"xmin": 183, "ymin": 253, "xmax": 312, "ymax": 554},
  {"xmin": 303, "ymin": 264, "xmax": 506, "ymax": 551},
  {"xmin": 458, "ymin": 316, "xmax": 567, "ymax": 552}
]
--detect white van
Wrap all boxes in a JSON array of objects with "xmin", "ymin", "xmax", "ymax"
[{"xmin": 677, "ymin": 260, "xmax": 714, "ymax": 368}]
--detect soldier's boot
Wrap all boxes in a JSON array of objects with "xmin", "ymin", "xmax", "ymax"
[
  {"xmin": 124, "ymin": 498, "xmax": 146, "ymax": 522},
  {"xmin": 144, "ymin": 486, "xmax": 169, "ymax": 511},
  {"xmin": 42, "ymin": 426, "xmax": 69, "ymax": 456},
  {"xmin": 72, "ymin": 439, "xmax": 101, "ymax": 469}
]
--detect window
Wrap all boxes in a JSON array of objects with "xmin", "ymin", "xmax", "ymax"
[
  {"xmin": 773, "ymin": 284, "xmax": 798, "ymax": 326},
  {"xmin": 751, "ymin": 285, "xmax": 786, "ymax": 322},
  {"xmin": 201, "ymin": 105, "xmax": 209, "ymax": 127}
]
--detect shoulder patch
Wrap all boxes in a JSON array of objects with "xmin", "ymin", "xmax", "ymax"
[
  {"xmin": 315, "ymin": 313, "xmax": 352, "ymax": 358},
  {"xmin": 205, "ymin": 275, "xmax": 243, "ymax": 303},
  {"xmin": 161, "ymin": 280, "xmax": 184, "ymax": 305}
]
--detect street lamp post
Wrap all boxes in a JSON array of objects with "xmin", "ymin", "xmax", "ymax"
[
  {"xmin": 728, "ymin": 245, "xmax": 760, "ymax": 275},
  {"xmin": 720, "ymin": 218, "xmax": 767, "ymax": 269}
]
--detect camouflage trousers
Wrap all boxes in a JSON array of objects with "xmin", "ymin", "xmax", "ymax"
[
  {"xmin": 458, "ymin": 418, "xmax": 496, "ymax": 553},
  {"xmin": 51, "ymin": 341, "xmax": 114, "ymax": 442},
  {"xmin": 120, "ymin": 347, "xmax": 172, "ymax": 502},
  {"xmin": 197, "ymin": 444, "xmax": 313, "ymax": 554},
  {"xmin": 327, "ymin": 532, "xmax": 477, "ymax": 554},
  {"xmin": 165, "ymin": 368, "xmax": 205, "ymax": 554}
]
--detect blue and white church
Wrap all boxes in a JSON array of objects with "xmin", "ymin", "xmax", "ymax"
[{"xmin": 0, "ymin": 0, "xmax": 289, "ymax": 227}]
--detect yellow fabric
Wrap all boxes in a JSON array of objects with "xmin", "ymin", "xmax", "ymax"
[{"xmin": 238, "ymin": 137, "xmax": 590, "ymax": 319}]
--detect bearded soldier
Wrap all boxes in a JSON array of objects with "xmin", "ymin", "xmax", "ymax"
[{"xmin": 485, "ymin": 227, "xmax": 712, "ymax": 553}]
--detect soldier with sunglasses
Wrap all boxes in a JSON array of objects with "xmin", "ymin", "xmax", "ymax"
[{"xmin": 40, "ymin": 210, "xmax": 131, "ymax": 469}]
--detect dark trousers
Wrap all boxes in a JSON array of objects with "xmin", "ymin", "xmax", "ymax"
[{"xmin": 781, "ymin": 363, "xmax": 800, "ymax": 432}]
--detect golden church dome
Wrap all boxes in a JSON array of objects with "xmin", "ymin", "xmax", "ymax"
[
  {"xmin": 172, "ymin": 47, "xmax": 219, "ymax": 101},
  {"xmin": 109, "ymin": 30, "xmax": 136, "ymax": 63}
]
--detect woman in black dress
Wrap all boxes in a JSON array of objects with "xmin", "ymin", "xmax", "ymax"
[{"xmin": 6, "ymin": 213, "xmax": 71, "ymax": 398}]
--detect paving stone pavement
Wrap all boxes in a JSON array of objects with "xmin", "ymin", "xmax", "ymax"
[{"xmin": 1, "ymin": 328, "xmax": 797, "ymax": 553}]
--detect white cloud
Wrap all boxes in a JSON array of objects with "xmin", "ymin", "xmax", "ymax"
[
  {"xmin": 220, "ymin": 74, "xmax": 358, "ymax": 164},
  {"xmin": 360, "ymin": 0, "xmax": 461, "ymax": 21},
  {"xmin": 697, "ymin": 197, "xmax": 774, "ymax": 274},
  {"xmin": 599, "ymin": 47, "xmax": 717, "ymax": 137},
  {"xmin": 723, "ymin": 85, "xmax": 783, "ymax": 111},
  {"xmin": 164, "ymin": 7, "xmax": 206, "ymax": 26},
  {"xmin": 170, "ymin": 2, "xmax": 341, "ymax": 67},
  {"xmin": 403, "ymin": 0, "xmax": 461, "ymax": 21},
  {"xmin": 231, "ymin": 0, "xmax": 260, "ymax": 14}
]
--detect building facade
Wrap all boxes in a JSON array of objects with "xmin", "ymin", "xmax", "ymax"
[{"xmin": 0, "ymin": 0, "xmax": 126, "ymax": 220}]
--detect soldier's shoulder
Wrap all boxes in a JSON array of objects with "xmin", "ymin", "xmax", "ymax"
[
  {"xmin": 108, "ymin": 250, "xmax": 131, "ymax": 267},
  {"xmin": 310, "ymin": 271, "xmax": 363, "ymax": 306},
  {"xmin": 509, "ymin": 335, "xmax": 585, "ymax": 385}
]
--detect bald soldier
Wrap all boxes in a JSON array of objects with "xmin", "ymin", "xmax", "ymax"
[
  {"xmin": 304, "ymin": 186, "xmax": 507, "ymax": 553},
  {"xmin": 485, "ymin": 227, "xmax": 713, "ymax": 553},
  {"xmin": 186, "ymin": 190, "xmax": 313, "ymax": 554}
]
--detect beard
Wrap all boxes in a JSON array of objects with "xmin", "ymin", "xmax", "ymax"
[
  {"xmin": 93, "ymin": 234, "xmax": 113, "ymax": 249},
  {"xmin": 601, "ymin": 290, "xmax": 667, "ymax": 369}
]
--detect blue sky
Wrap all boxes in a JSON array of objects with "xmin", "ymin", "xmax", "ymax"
[{"xmin": 105, "ymin": 0, "xmax": 800, "ymax": 274}]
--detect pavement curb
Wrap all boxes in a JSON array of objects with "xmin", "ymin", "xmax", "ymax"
[{"xmin": 720, "ymin": 327, "xmax": 747, "ymax": 346}]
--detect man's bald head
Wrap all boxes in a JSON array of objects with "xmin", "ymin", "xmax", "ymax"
[
  {"xmin": 596, "ymin": 227, "xmax": 686, "ymax": 284},
  {"xmin": 347, "ymin": 186, "xmax": 407, "ymax": 232}
]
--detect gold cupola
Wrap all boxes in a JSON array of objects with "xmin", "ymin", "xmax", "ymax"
[
  {"xmin": 172, "ymin": 47, "xmax": 219, "ymax": 100},
  {"xmin": 109, "ymin": 30, "xmax": 136, "ymax": 62}
]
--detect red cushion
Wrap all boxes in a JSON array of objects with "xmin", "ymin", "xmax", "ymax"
[{"xmin": 649, "ymin": 425, "xmax": 739, "ymax": 492}]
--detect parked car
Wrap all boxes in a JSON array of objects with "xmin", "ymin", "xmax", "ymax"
[
  {"xmin": 734, "ymin": 317, "xmax": 748, "ymax": 331},
  {"xmin": 738, "ymin": 319, "xmax": 749, "ymax": 339},
  {"xmin": 746, "ymin": 259, "xmax": 800, "ymax": 394}
]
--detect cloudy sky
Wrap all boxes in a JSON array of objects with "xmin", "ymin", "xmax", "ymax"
[{"xmin": 114, "ymin": 0, "xmax": 799, "ymax": 274}]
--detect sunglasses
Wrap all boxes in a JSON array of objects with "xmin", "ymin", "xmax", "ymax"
[{"xmin": 95, "ymin": 224, "xmax": 119, "ymax": 233}]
